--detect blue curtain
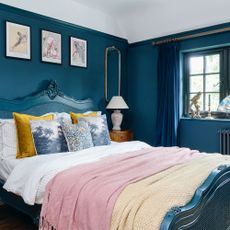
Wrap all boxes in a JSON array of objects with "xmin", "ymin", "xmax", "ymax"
[{"xmin": 156, "ymin": 43, "xmax": 180, "ymax": 146}]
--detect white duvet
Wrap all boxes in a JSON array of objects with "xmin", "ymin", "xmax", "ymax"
[{"xmin": 3, "ymin": 141, "xmax": 150, "ymax": 205}]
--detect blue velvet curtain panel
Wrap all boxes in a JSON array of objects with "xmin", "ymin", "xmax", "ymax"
[{"xmin": 156, "ymin": 43, "xmax": 180, "ymax": 146}]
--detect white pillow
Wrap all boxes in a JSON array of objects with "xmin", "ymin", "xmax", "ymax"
[
  {"xmin": 0, "ymin": 119, "xmax": 13, "ymax": 155},
  {"xmin": 0, "ymin": 119, "xmax": 17, "ymax": 159}
]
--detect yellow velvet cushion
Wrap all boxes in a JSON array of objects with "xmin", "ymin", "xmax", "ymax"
[
  {"xmin": 70, "ymin": 112, "xmax": 98, "ymax": 124},
  {"xmin": 13, "ymin": 112, "xmax": 54, "ymax": 158}
]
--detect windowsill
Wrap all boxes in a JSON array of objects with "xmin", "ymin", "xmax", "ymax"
[
  {"xmin": 181, "ymin": 117, "xmax": 230, "ymax": 122},
  {"xmin": 182, "ymin": 111, "xmax": 230, "ymax": 121}
]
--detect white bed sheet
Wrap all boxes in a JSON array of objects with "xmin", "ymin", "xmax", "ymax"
[
  {"xmin": 3, "ymin": 141, "xmax": 150, "ymax": 205},
  {"xmin": 0, "ymin": 157, "xmax": 24, "ymax": 182}
]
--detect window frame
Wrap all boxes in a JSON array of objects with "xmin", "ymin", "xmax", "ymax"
[{"xmin": 183, "ymin": 47, "xmax": 230, "ymax": 118}]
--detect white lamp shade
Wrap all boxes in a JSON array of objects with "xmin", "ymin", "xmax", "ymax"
[{"xmin": 106, "ymin": 96, "xmax": 129, "ymax": 109}]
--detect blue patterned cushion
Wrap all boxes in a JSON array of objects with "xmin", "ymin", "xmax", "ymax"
[
  {"xmin": 30, "ymin": 120, "xmax": 68, "ymax": 155},
  {"xmin": 61, "ymin": 121, "xmax": 93, "ymax": 152},
  {"xmin": 79, "ymin": 114, "xmax": 111, "ymax": 146}
]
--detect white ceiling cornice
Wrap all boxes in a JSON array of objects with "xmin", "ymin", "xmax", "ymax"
[{"xmin": 0, "ymin": 0, "xmax": 128, "ymax": 40}]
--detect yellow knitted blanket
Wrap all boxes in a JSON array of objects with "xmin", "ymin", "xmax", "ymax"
[{"xmin": 111, "ymin": 154, "xmax": 230, "ymax": 230}]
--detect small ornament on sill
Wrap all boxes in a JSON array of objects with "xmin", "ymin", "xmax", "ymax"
[
  {"xmin": 190, "ymin": 92, "xmax": 202, "ymax": 118},
  {"xmin": 205, "ymin": 94, "xmax": 214, "ymax": 119},
  {"xmin": 217, "ymin": 95, "xmax": 230, "ymax": 113}
]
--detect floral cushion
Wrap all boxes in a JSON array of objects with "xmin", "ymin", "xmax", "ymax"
[
  {"xmin": 79, "ymin": 114, "xmax": 111, "ymax": 146},
  {"xmin": 30, "ymin": 120, "xmax": 68, "ymax": 155},
  {"xmin": 62, "ymin": 121, "xmax": 93, "ymax": 152}
]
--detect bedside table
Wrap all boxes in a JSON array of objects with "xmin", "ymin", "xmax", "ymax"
[{"xmin": 109, "ymin": 130, "xmax": 133, "ymax": 142}]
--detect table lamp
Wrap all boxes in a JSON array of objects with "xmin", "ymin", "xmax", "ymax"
[{"xmin": 106, "ymin": 96, "xmax": 129, "ymax": 131}]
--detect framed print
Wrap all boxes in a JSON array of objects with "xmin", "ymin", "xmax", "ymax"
[
  {"xmin": 70, "ymin": 37, "xmax": 87, "ymax": 68},
  {"xmin": 6, "ymin": 21, "xmax": 31, "ymax": 60},
  {"xmin": 41, "ymin": 30, "xmax": 62, "ymax": 64}
]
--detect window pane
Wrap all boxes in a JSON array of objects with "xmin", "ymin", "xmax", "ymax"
[
  {"xmin": 205, "ymin": 93, "xmax": 220, "ymax": 111},
  {"xmin": 190, "ymin": 93, "xmax": 204, "ymax": 111},
  {"xmin": 190, "ymin": 56, "xmax": 203, "ymax": 75},
  {"xmin": 205, "ymin": 74, "xmax": 220, "ymax": 92},
  {"xmin": 190, "ymin": 75, "xmax": 203, "ymax": 93},
  {"xmin": 205, "ymin": 54, "xmax": 220, "ymax": 73}
]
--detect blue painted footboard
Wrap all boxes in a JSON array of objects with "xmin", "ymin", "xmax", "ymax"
[
  {"xmin": 1, "ymin": 165, "xmax": 230, "ymax": 229},
  {"xmin": 161, "ymin": 165, "xmax": 230, "ymax": 230}
]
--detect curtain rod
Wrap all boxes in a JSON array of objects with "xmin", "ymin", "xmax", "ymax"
[{"xmin": 152, "ymin": 26, "xmax": 230, "ymax": 46}]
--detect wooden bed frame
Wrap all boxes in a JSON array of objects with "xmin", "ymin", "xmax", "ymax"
[{"xmin": 0, "ymin": 80, "xmax": 230, "ymax": 230}]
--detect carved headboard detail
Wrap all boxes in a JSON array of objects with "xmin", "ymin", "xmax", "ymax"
[
  {"xmin": 42, "ymin": 80, "xmax": 64, "ymax": 100},
  {"xmin": 0, "ymin": 80, "xmax": 97, "ymax": 118}
]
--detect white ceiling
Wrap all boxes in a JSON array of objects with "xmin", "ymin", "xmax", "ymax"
[
  {"xmin": 73, "ymin": 0, "xmax": 230, "ymax": 43},
  {"xmin": 1, "ymin": 0, "xmax": 230, "ymax": 43},
  {"xmin": 72, "ymin": 0, "xmax": 155, "ymax": 14},
  {"xmin": 119, "ymin": 0, "xmax": 230, "ymax": 43},
  {"xmin": 0, "ymin": 0, "xmax": 126, "ymax": 40}
]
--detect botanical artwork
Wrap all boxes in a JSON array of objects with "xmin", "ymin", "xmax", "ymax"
[
  {"xmin": 30, "ymin": 120, "xmax": 68, "ymax": 155},
  {"xmin": 6, "ymin": 21, "xmax": 31, "ymax": 59},
  {"xmin": 41, "ymin": 30, "xmax": 62, "ymax": 64},
  {"xmin": 70, "ymin": 37, "xmax": 87, "ymax": 68},
  {"xmin": 62, "ymin": 121, "xmax": 93, "ymax": 152},
  {"xmin": 79, "ymin": 114, "xmax": 111, "ymax": 146}
]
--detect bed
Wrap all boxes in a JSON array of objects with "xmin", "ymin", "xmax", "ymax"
[{"xmin": 0, "ymin": 80, "xmax": 230, "ymax": 230}]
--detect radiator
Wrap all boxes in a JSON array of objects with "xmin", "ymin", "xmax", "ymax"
[{"xmin": 219, "ymin": 129, "xmax": 230, "ymax": 155}]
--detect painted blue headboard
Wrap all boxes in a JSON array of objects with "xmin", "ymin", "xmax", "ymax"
[{"xmin": 0, "ymin": 80, "xmax": 97, "ymax": 118}]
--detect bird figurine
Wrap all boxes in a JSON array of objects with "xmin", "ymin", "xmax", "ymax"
[{"xmin": 190, "ymin": 92, "xmax": 202, "ymax": 118}]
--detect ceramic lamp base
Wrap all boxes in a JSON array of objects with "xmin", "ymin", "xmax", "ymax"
[{"xmin": 111, "ymin": 110, "xmax": 123, "ymax": 131}]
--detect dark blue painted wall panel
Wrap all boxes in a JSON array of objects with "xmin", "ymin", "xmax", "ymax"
[
  {"xmin": 1, "ymin": 4, "xmax": 230, "ymax": 152},
  {"xmin": 0, "ymin": 4, "xmax": 128, "ymax": 118},
  {"xmin": 127, "ymin": 44, "xmax": 158, "ymax": 144},
  {"xmin": 179, "ymin": 118, "xmax": 230, "ymax": 153},
  {"xmin": 128, "ymin": 25, "xmax": 230, "ymax": 152}
]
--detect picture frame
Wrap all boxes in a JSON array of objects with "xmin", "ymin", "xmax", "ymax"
[
  {"xmin": 41, "ymin": 30, "xmax": 62, "ymax": 64},
  {"xmin": 70, "ymin": 36, "xmax": 87, "ymax": 68},
  {"xmin": 6, "ymin": 21, "xmax": 31, "ymax": 60}
]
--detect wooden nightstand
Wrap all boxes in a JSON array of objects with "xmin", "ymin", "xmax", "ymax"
[{"xmin": 109, "ymin": 130, "xmax": 133, "ymax": 142}]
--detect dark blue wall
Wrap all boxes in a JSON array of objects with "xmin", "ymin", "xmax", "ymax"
[
  {"xmin": 179, "ymin": 118, "xmax": 230, "ymax": 153},
  {"xmin": 0, "ymin": 4, "xmax": 128, "ymax": 116},
  {"xmin": 1, "ymin": 4, "xmax": 230, "ymax": 152},
  {"xmin": 127, "ymin": 24, "xmax": 230, "ymax": 153},
  {"xmin": 127, "ymin": 43, "xmax": 158, "ymax": 143}
]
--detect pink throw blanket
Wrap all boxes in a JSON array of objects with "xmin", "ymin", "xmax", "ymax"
[{"xmin": 40, "ymin": 147, "xmax": 201, "ymax": 230}]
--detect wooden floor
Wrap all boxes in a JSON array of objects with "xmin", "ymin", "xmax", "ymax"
[{"xmin": 0, "ymin": 205, "xmax": 37, "ymax": 230}]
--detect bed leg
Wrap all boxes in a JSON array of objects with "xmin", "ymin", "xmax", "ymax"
[{"xmin": 33, "ymin": 214, "xmax": 40, "ymax": 226}]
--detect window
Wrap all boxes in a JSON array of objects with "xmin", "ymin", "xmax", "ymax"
[{"xmin": 183, "ymin": 47, "xmax": 230, "ymax": 117}]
